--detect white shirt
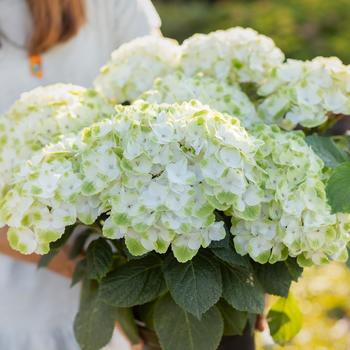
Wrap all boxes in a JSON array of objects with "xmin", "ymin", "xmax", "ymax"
[
  {"xmin": 0, "ymin": 0, "xmax": 160, "ymax": 113},
  {"xmin": 0, "ymin": 1, "xmax": 160, "ymax": 349}
]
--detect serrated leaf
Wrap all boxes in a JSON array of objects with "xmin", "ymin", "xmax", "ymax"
[
  {"xmin": 306, "ymin": 134, "xmax": 348, "ymax": 168},
  {"xmin": 326, "ymin": 162, "xmax": 350, "ymax": 213},
  {"xmin": 99, "ymin": 255, "xmax": 166, "ymax": 307},
  {"xmin": 267, "ymin": 294, "xmax": 302, "ymax": 345},
  {"xmin": 86, "ymin": 238, "xmax": 113, "ymax": 280},
  {"xmin": 254, "ymin": 261, "xmax": 294, "ymax": 297},
  {"xmin": 217, "ymin": 299, "xmax": 248, "ymax": 336},
  {"xmin": 221, "ymin": 264, "xmax": 264, "ymax": 314},
  {"xmin": 212, "ymin": 246, "xmax": 251, "ymax": 270},
  {"xmin": 163, "ymin": 253, "xmax": 222, "ymax": 318},
  {"xmin": 154, "ymin": 294, "xmax": 223, "ymax": 350},
  {"xmin": 71, "ymin": 259, "xmax": 87, "ymax": 287},
  {"xmin": 210, "ymin": 234, "xmax": 251, "ymax": 270},
  {"xmin": 284, "ymin": 258, "xmax": 303, "ymax": 282},
  {"xmin": 115, "ymin": 308, "xmax": 140, "ymax": 345},
  {"xmin": 74, "ymin": 279, "xmax": 116, "ymax": 350}
]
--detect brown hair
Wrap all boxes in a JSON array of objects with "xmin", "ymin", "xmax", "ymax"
[{"xmin": 26, "ymin": 0, "xmax": 86, "ymax": 55}]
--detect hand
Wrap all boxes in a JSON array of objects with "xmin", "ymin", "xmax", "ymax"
[
  {"xmin": 255, "ymin": 314, "xmax": 266, "ymax": 332},
  {"xmin": 101, "ymin": 324, "xmax": 144, "ymax": 350},
  {"xmin": 255, "ymin": 295, "xmax": 269, "ymax": 332}
]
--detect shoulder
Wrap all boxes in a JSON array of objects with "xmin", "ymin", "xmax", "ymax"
[
  {"xmin": 87, "ymin": 0, "xmax": 160, "ymax": 29},
  {"xmin": 115, "ymin": 0, "xmax": 160, "ymax": 18},
  {"xmin": 86, "ymin": 0, "xmax": 161, "ymax": 47}
]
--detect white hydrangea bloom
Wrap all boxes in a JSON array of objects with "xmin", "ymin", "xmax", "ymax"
[
  {"xmin": 102, "ymin": 101, "xmax": 264, "ymax": 262},
  {"xmin": 232, "ymin": 124, "xmax": 350, "ymax": 266},
  {"xmin": 2, "ymin": 27, "xmax": 349, "ymax": 268},
  {"xmin": 0, "ymin": 84, "xmax": 113, "ymax": 196},
  {"xmin": 258, "ymin": 57, "xmax": 350, "ymax": 129},
  {"xmin": 141, "ymin": 71, "xmax": 258, "ymax": 127},
  {"xmin": 0, "ymin": 101, "xmax": 264, "ymax": 261},
  {"xmin": 181, "ymin": 27, "xmax": 284, "ymax": 84},
  {"xmin": 0, "ymin": 136, "xmax": 105, "ymax": 254},
  {"xmin": 94, "ymin": 36, "xmax": 181, "ymax": 104}
]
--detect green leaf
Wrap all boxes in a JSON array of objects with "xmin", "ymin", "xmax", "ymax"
[
  {"xmin": 212, "ymin": 245, "xmax": 251, "ymax": 270},
  {"xmin": 86, "ymin": 238, "xmax": 113, "ymax": 280},
  {"xmin": 247, "ymin": 313, "xmax": 258, "ymax": 334},
  {"xmin": 284, "ymin": 258, "xmax": 303, "ymax": 282},
  {"xmin": 71, "ymin": 259, "xmax": 87, "ymax": 287},
  {"xmin": 326, "ymin": 161, "xmax": 350, "ymax": 213},
  {"xmin": 74, "ymin": 279, "xmax": 116, "ymax": 350},
  {"xmin": 306, "ymin": 134, "xmax": 348, "ymax": 168},
  {"xmin": 99, "ymin": 255, "xmax": 166, "ymax": 307},
  {"xmin": 154, "ymin": 294, "xmax": 224, "ymax": 350},
  {"xmin": 221, "ymin": 263, "xmax": 264, "ymax": 314},
  {"xmin": 37, "ymin": 224, "xmax": 75, "ymax": 268},
  {"xmin": 115, "ymin": 308, "xmax": 140, "ymax": 345},
  {"xmin": 267, "ymin": 293, "xmax": 303, "ymax": 345},
  {"xmin": 138, "ymin": 301, "xmax": 157, "ymax": 330},
  {"xmin": 163, "ymin": 253, "xmax": 222, "ymax": 318},
  {"xmin": 217, "ymin": 299, "xmax": 248, "ymax": 336},
  {"xmin": 210, "ymin": 234, "xmax": 251, "ymax": 270},
  {"xmin": 254, "ymin": 260, "xmax": 297, "ymax": 297},
  {"xmin": 346, "ymin": 247, "xmax": 350, "ymax": 269}
]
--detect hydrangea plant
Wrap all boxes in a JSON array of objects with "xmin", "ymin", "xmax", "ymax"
[{"xmin": 1, "ymin": 27, "xmax": 350, "ymax": 350}]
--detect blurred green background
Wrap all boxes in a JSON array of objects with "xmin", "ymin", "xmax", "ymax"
[
  {"xmin": 153, "ymin": 1, "xmax": 350, "ymax": 348},
  {"xmin": 153, "ymin": 0, "xmax": 350, "ymax": 63}
]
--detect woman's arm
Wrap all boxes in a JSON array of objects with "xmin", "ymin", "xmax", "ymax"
[{"xmin": 0, "ymin": 227, "xmax": 77, "ymax": 278}]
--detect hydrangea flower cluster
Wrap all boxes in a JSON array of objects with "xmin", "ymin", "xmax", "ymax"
[
  {"xmin": 2, "ymin": 27, "xmax": 349, "ymax": 270},
  {"xmin": 0, "ymin": 101, "xmax": 265, "ymax": 262},
  {"xmin": 180, "ymin": 27, "xmax": 284, "ymax": 84},
  {"xmin": 0, "ymin": 84, "xmax": 112, "ymax": 195},
  {"xmin": 258, "ymin": 57, "xmax": 350, "ymax": 129},
  {"xmin": 140, "ymin": 71, "xmax": 257, "ymax": 128},
  {"xmin": 94, "ymin": 36, "xmax": 181, "ymax": 104},
  {"xmin": 94, "ymin": 28, "xmax": 284, "ymax": 108},
  {"xmin": 232, "ymin": 124, "xmax": 350, "ymax": 266}
]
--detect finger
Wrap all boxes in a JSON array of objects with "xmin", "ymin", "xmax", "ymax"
[{"xmin": 255, "ymin": 314, "xmax": 266, "ymax": 332}]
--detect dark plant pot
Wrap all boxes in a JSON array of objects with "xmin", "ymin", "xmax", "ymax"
[
  {"xmin": 140, "ymin": 326, "xmax": 255, "ymax": 350},
  {"xmin": 218, "ymin": 327, "xmax": 255, "ymax": 350}
]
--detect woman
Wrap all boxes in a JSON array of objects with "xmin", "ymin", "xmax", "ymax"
[{"xmin": 0, "ymin": 0, "xmax": 160, "ymax": 349}]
